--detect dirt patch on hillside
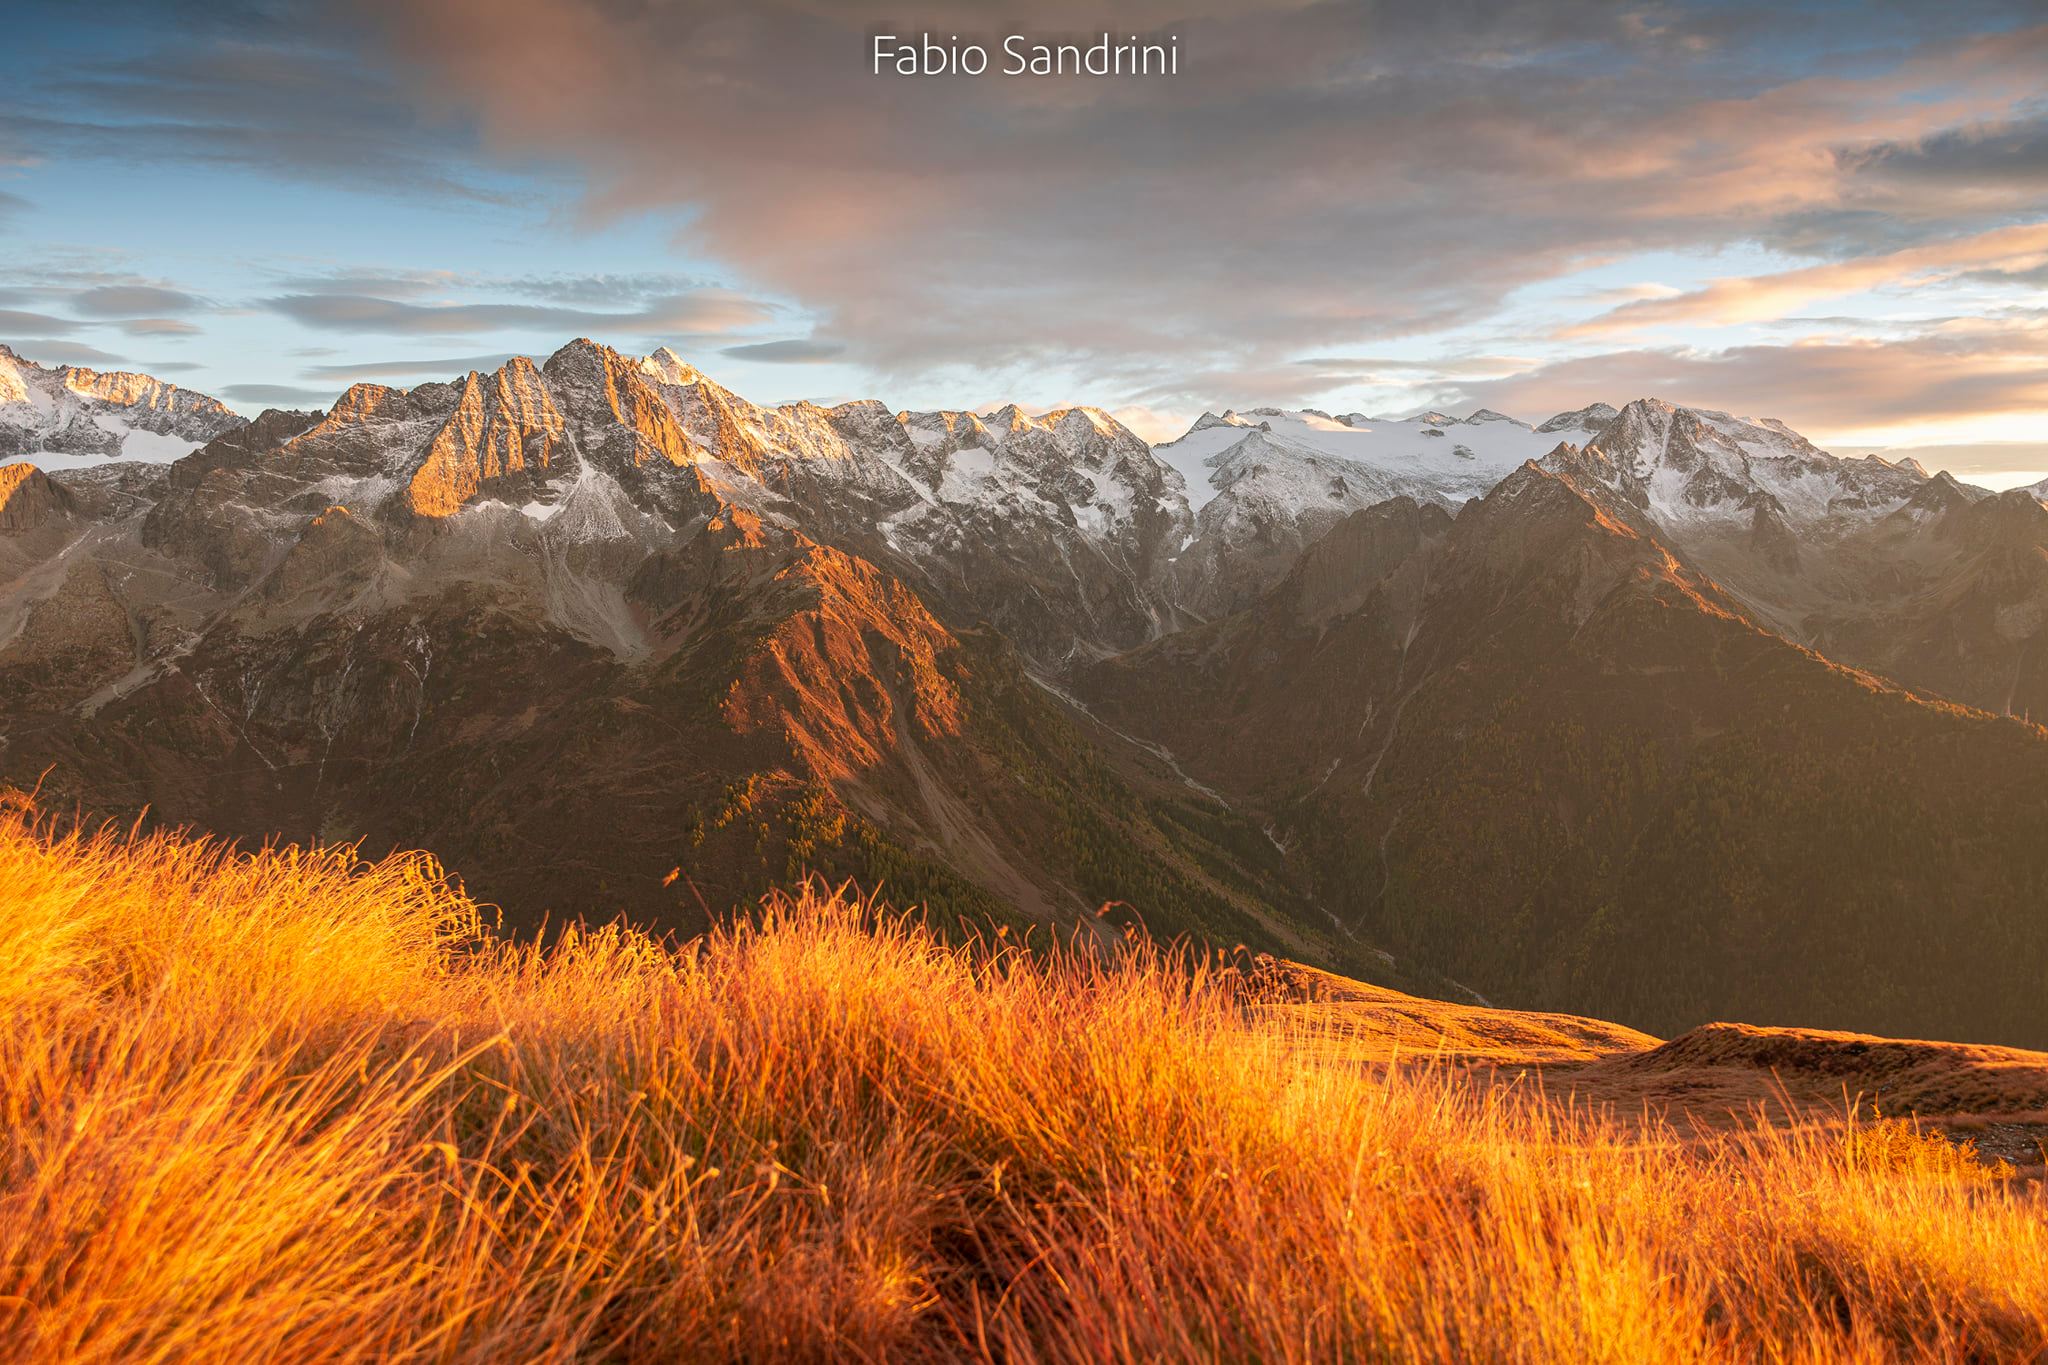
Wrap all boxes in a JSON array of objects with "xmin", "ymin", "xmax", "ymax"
[{"xmin": 1588, "ymin": 1021, "xmax": 2048, "ymax": 1116}]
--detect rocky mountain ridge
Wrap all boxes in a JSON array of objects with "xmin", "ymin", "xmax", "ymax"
[
  {"xmin": 0, "ymin": 344, "xmax": 243, "ymax": 462},
  {"xmin": 7, "ymin": 337, "xmax": 2048, "ymax": 1043}
]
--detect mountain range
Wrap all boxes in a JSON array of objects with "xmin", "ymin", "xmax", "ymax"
[{"xmin": 4, "ymin": 338, "xmax": 2046, "ymax": 1044}]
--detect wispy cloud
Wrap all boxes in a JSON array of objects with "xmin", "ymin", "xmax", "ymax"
[
  {"xmin": 70, "ymin": 284, "xmax": 206, "ymax": 317},
  {"xmin": 219, "ymin": 381, "xmax": 331, "ymax": 406},
  {"xmin": 117, "ymin": 318, "xmax": 202, "ymax": 336},
  {"xmin": 0, "ymin": 308, "xmax": 82, "ymax": 336},
  {"xmin": 300, "ymin": 352, "xmax": 518, "ymax": 379},
  {"xmin": 6, "ymin": 340, "xmax": 125, "ymax": 366},
  {"xmin": 1564, "ymin": 222, "xmax": 2048, "ymax": 337},
  {"xmin": 262, "ymin": 288, "xmax": 775, "ymax": 337},
  {"xmin": 326, "ymin": 1, "xmax": 2048, "ymax": 399},
  {"xmin": 4, "ymin": 19, "xmax": 516, "ymax": 205},
  {"xmin": 7, "ymin": 0, "xmax": 2048, "ymax": 436},
  {"xmin": 720, "ymin": 338, "xmax": 844, "ymax": 364},
  {"xmin": 1448, "ymin": 314, "xmax": 2048, "ymax": 435}
]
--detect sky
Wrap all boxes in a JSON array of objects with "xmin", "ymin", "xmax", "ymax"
[{"xmin": 1, "ymin": 0, "xmax": 2044, "ymax": 484}]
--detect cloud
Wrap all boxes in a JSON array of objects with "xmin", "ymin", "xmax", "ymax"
[
  {"xmin": 5, "ymin": 340, "xmax": 125, "ymax": 366},
  {"xmin": 0, "ymin": 274, "xmax": 211, "ymax": 339},
  {"xmin": 1293, "ymin": 354, "xmax": 1535, "ymax": 378},
  {"xmin": 719, "ymin": 338, "xmax": 844, "ymax": 364},
  {"xmin": 0, "ymin": 190, "xmax": 25, "ymax": 224},
  {"xmin": 1445, "ymin": 316, "xmax": 2048, "ymax": 435},
  {"xmin": 1104, "ymin": 404, "xmax": 1191, "ymax": 444},
  {"xmin": 219, "ymin": 382, "xmax": 332, "ymax": 406},
  {"xmin": 118, "ymin": 318, "xmax": 202, "ymax": 336},
  {"xmin": 1565, "ymin": 221, "xmax": 2048, "ymax": 336},
  {"xmin": 70, "ymin": 284, "xmax": 205, "ymax": 317},
  {"xmin": 317, "ymin": 0, "xmax": 2048, "ymax": 403},
  {"xmin": 4, "ymin": 15, "xmax": 514, "ymax": 205},
  {"xmin": 301, "ymin": 352, "xmax": 517, "ymax": 378},
  {"xmin": 274, "ymin": 269, "xmax": 464, "ymax": 298},
  {"xmin": 502, "ymin": 273, "xmax": 718, "ymax": 306},
  {"xmin": 262, "ymin": 288, "xmax": 775, "ymax": 336},
  {"xmin": 271, "ymin": 269, "xmax": 721, "ymax": 307},
  {"xmin": 1836, "ymin": 111, "xmax": 2048, "ymax": 194},
  {"xmin": 0, "ymin": 308, "xmax": 81, "ymax": 336},
  {"xmin": 1835, "ymin": 441, "xmax": 2048, "ymax": 483},
  {"xmin": 10, "ymin": 0, "xmax": 2048, "ymax": 429}
]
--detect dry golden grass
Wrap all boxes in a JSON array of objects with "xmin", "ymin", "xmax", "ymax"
[{"xmin": 2, "ymin": 804, "xmax": 2045, "ymax": 1362}]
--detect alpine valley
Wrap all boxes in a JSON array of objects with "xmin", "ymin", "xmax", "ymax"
[{"xmin": 5, "ymin": 339, "xmax": 2047, "ymax": 1046}]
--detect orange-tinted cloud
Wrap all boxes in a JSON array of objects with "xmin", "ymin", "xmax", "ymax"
[
  {"xmin": 1451, "ymin": 314, "xmax": 2048, "ymax": 437},
  {"xmin": 334, "ymin": 1, "xmax": 2048, "ymax": 402},
  {"xmin": 1565, "ymin": 222, "xmax": 2048, "ymax": 337}
]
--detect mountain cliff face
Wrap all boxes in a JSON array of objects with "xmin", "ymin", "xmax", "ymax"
[
  {"xmin": 5, "ymin": 339, "xmax": 2046, "ymax": 1043},
  {"xmin": 0, "ymin": 463, "xmax": 69, "ymax": 532}
]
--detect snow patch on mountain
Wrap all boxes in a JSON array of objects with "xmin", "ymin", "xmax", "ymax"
[
  {"xmin": 1552, "ymin": 398, "xmax": 1933, "ymax": 533},
  {"xmin": 1153, "ymin": 406, "xmax": 1561, "ymax": 514},
  {"xmin": 1535, "ymin": 402, "xmax": 1620, "ymax": 437},
  {"xmin": 0, "ymin": 344, "xmax": 242, "ymax": 463}
]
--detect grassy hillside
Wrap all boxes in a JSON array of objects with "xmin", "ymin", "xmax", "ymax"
[{"xmin": 3, "ymin": 804, "xmax": 2046, "ymax": 1361}]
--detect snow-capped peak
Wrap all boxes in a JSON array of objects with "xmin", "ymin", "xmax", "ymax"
[
  {"xmin": 1556, "ymin": 397, "xmax": 1928, "ymax": 530},
  {"xmin": 1535, "ymin": 402, "xmax": 1619, "ymax": 436},
  {"xmin": 0, "ymin": 345, "xmax": 36, "ymax": 408},
  {"xmin": 637, "ymin": 346, "xmax": 705, "ymax": 387},
  {"xmin": 1152, "ymin": 404, "xmax": 1563, "ymax": 512},
  {"xmin": 0, "ymin": 345, "xmax": 243, "ymax": 466}
]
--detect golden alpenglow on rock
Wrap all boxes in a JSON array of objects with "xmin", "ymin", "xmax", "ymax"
[{"xmin": 407, "ymin": 358, "xmax": 566, "ymax": 517}]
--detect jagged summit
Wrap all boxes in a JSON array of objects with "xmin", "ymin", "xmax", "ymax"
[
  {"xmin": 638, "ymin": 344, "xmax": 707, "ymax": 387},
  {"xmin": 26, "ymin": 338, "xmax": 1190, "ymax": 669},
  {"xmin": 1892, "ymin": 469, "xmax": 1985, "ymax": 520},
  {"xmin": 1536, "ymin": 401, "xmax": 1619, "ymax": 436},
  {"xmin": 10, "ymin": 334, "xmax": 2048, "ymax": 1056},
  {"xmin": 7, "ymin": 336, "xmax": 2033, "ymax": 715},
  {"xmin": 1856, "ymin": 452, "xmax": 1935, "ymax": 478},
  {"xmin": 1544, "ymin": 396, "xmax": 1930, "ymax": 530}
]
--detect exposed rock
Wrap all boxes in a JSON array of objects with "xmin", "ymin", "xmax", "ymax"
[{"xmin": 0, "ymin": 464, "xmax": 70, "ymax": 532}]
